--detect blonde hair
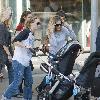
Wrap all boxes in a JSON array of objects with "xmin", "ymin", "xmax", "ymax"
[
  {"xmin": 46, "ymin": 16, "xmax": 55, "ymax": 38},
  {"xmin": 46, "ymin": 15, "xmax": 62, "ymax": 38}
]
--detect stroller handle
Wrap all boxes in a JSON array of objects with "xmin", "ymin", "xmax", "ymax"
[
  {"xmin": 39, "ymin": 57, "xmax": 60, "ymax": 75},
  {"xmin": 38, "ymin": 56, "xmax": 71, "ymax": 81}
]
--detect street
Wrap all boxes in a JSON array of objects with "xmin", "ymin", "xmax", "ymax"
[{"xmin": 0, "ymin": 53, "xmax": 90, "ymax": 100}]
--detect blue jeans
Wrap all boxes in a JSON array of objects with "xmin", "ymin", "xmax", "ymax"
[
  {"xmin": 0, "ymin": 61, "xmax": 14, "ymax": 84},
  {"xmin": 4, "ymin": 60, "xmax": 33, "ymax": 100}
]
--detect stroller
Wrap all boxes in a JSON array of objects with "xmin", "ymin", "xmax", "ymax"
[
  {"xmin": 36, "ymin": 51, "xmax": 100, "ymax": 100},
  {"xmin": 37, "ymin": 62, "xmax": 75, "ymax": 100},
  {"xmin": 35, "ymin": 40, "xmax": 82, "ymax": 100},
  {"xmin": 30, "ymin": 42, "xmax": 100, "ymax": 99},
  {"xmin": 76, "ymin": 52, "xmax": 100, "ymax": 99}
]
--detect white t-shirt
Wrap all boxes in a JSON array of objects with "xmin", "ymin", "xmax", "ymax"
[{"xmin": 13, "ymin": 31, "xmax": 35, "ymax": 67}]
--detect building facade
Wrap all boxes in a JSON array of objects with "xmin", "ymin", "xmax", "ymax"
[
  {"xmin": 29, "ymin": 0, "xmax": 91, "ymax": 49},
  {"xmin": 0, "ymin": 0, "xmax": 91, "ymax": 49}
]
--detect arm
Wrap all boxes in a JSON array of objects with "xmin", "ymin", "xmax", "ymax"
[
  {"xmin": 13, "ymin": 29, "xmax": 30, "ymax": 43},
  {"xmin": 64, "ymin": 26, "xmax": 77, "ymax": 41},
  {"xmin": 3, "ymin": 45, "xmax": 12, "ymax": 61},
  {"xmin": 14, "ymin": 41, "xmax": 26, "ymax": 48},
  {"xmin": 14, "ymin": 30, "xmax": 33, "ymax": 49},
  {"xmin": 3, "ymin": 45, "xmax": 11, "ymax": 56},
  {"xmin": 14, "ymin": 41, "xmax": 32, "ymax": 49}
]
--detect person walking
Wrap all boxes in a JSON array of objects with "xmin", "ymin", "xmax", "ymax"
[
  {"xmin": 1, "ymin": 17, "xmax": 41, "ymax": 100},
  {"xmin": 15, "ymin": 10, "xmax": 33, "ymax": 96},
  {"xmin": 0, "ymin": 7, "xmax": 14, "ymax": 84}
]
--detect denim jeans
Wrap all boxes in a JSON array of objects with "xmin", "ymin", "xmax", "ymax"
[
  {"xmin": 4, "ymin": 60, "xmax": 33, "ymax": 100},
  {"xmin": 0, "ymin": 47, "xmax": 14, "ymax": 84},
  {"xmin": 0, "ymin": 61, "xmax": 14, "ymax": 84}
]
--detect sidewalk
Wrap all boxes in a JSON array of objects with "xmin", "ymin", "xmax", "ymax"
[{"xmin": 0, "ymin": 52, "xmax": 90, "ymax": 100}]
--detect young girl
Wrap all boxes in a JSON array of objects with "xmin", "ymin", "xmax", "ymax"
[
  {"xmin": 16, "ymin": 10, "xmax": 32, "ymax": 33},
  {"xmin": 15, "ymin": 10, "xmax": 33, "ymax": 96}
]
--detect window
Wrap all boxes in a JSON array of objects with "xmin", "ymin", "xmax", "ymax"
[{"xmin": 30, "ymin": 0, "xmax": 91, "ymax": 48}]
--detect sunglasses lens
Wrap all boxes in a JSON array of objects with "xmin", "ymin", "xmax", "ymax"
[
  {"xmin": 37, "ymin": 22, "xmax": 41, "ymax": 25},
  {"xmin": 55, "ymin": 24, "xmax": 62, "ymax": 27}
]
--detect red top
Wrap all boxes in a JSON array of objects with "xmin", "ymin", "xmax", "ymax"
[{"xmin": 16, "ymin": 23, "xmax": 24, "ymax": 31}]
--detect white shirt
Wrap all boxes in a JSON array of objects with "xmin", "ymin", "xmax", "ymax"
[{"xmin": 13, "ymin": 32, "xmax": 35, "ymax": 67}]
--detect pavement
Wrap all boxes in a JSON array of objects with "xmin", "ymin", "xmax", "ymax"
[{"xmin": 0, "ymin": 52, "xmax": 90, "ymax": 100}]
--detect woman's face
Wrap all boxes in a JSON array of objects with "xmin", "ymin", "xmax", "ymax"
[
  {"xmin": 25, "ymin": 14, "xmax": 33, "ymax": 23},
  {"xmin": 55, "ymin": 20, "xmax": 62, "ymax": 32},
  {"xmin": 30, "ymin": 18, "xmax": 41, "ymax": 32}
]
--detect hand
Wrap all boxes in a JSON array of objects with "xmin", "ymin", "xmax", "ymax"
[
  {"xmin": 8, "ymin": 55, "xmax": 12, "ymax": 61},
  {"xmin": 25, "ymin": 46, "xmax": 32, "ymax": 49}
]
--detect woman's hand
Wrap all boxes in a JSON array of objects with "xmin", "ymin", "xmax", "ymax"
[
  {"xmin": 25, "ymin": 45, "xmax": 32, "ymax": 49},
  {"xmin": 8, "ymin": 54, "xmax": 12, "ymax": 62}
]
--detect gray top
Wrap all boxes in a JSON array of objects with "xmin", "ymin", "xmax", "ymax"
[{"xmin": 49, "ymin": 26, "xmax": 77, "ymax": 55}]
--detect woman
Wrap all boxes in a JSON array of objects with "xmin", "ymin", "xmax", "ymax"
[
  {"xmin": 15, "ymin": 10, "xmax": 33, "ymax": 96},
  {"xmin": 1, "ymin": 17, "xmax": 41, "ymax": 100},
  {"xmin": 0, "ymin": 7, "xmax": 13, "ymax": 83},
  {"xmin": 36, "ymin": 16, "xmax": 80, "ymax": 93},
  {"xmin": 48, "ymin": 15, "xmax": 78, "ymax": 76}
]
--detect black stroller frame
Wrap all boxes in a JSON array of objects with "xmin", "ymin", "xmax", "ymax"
[
  {"xmin": 30, "ymin": 42, "xmax": 100, "ymax": 100},
  {"xmin": 75, "ymin": 52, "xmax": 100, "ymax": 99},
  {"xmin": 39, "ymin": 58, "xmax": 98, "ymax": 100},
  {"xmin": 38, "ymin": 54, "xmax": 97, "ymax": 100},
  {"xmin": 35, "ymin": 41, "xmax": 82, "ymax": 100},
  {"xmin": 37, "ymin": 57, "xmax": 75, "ymax": 100}
]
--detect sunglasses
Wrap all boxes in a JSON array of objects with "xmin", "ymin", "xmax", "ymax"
[
  {"xmin": 55, "ymin": 24, "xmax": 62, "ymax": 27},
  {"xmin": 37, "ymin": 22, "xmax": 41, "ymax": 25}
]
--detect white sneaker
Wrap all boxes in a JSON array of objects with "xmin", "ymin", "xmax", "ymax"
[{"xmin": 1, "ymin": 95, "xmax": 10, "ymax": 100}]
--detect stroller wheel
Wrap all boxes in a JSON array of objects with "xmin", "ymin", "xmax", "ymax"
[
  {"xmin": 37, "ymin": 95, "xmax": 45, "ymax": 100},
  {"xmin": 37, "ymin": 95, "xmax": 48, "ymax": 100},
  {"xmin": 37, "ymin": 91, "xmax": 46, "ymax": 100},
  {"xmin": 37, "ymin": 92, "xmax": 52, "ymax": 100}
]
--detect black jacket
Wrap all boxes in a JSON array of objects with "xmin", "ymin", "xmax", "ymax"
[{"xmin": 0, "ymin": 23, "xmax": 12, "ymax": 64}]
